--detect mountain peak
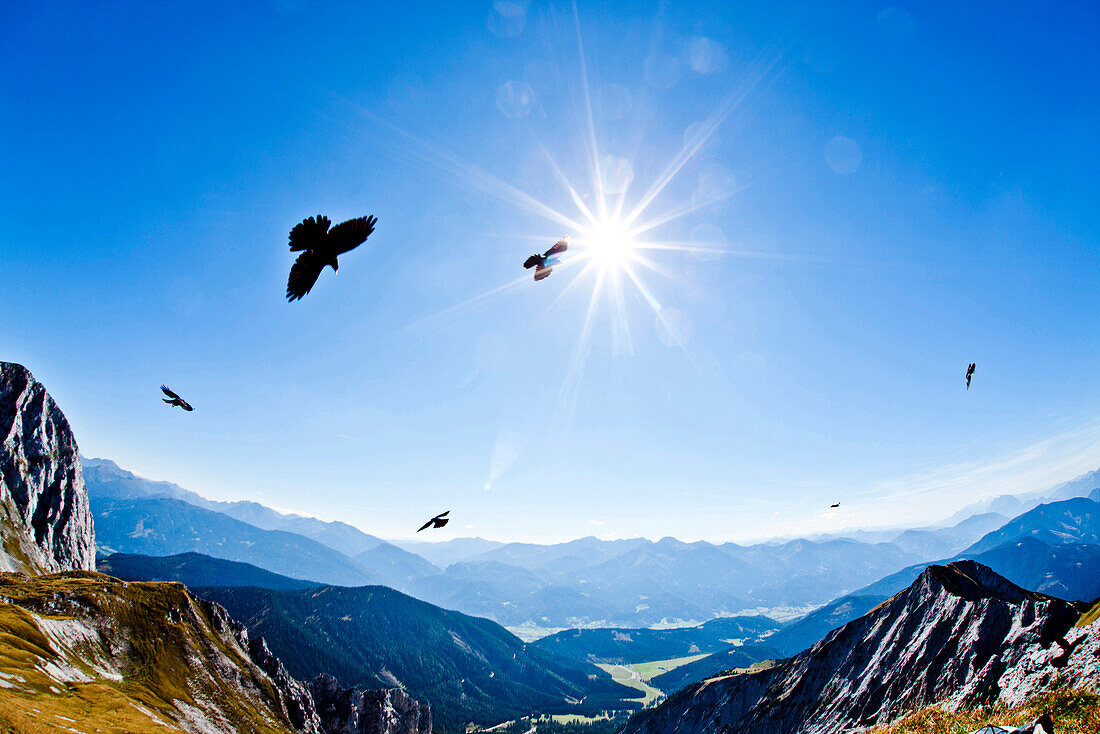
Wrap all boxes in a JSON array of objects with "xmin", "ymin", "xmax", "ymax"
[{"xmin": 918, "ymin": 560, "xmax": 1036, "ymax": 604}]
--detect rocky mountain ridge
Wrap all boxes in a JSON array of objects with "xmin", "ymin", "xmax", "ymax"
[{"xmin": 621, "ymin": 561, "xmax": 1100, "ymax": 734}]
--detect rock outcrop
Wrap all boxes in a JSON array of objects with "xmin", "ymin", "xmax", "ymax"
[
  {"xmin": 309, "ymin": 674, "xmax": 433, "ymax": 734},
  {"xmin": 0, "ymin": 361, "xmax": 95, "ymax": 573},
  {"xmin": 621, "ymin": 561, "xmax": 1098, "ymax": 734}
]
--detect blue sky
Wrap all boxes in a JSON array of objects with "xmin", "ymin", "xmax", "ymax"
[{"xmin": 2, "ymin": 0, "xmax": 1098, "ymax": 542}]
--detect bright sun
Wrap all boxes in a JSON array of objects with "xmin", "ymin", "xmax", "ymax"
[{"xmin": 582, "ymin": 218, "xmax": 637, "ymax": 269}]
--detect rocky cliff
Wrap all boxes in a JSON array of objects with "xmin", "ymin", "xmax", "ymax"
[
  {"xmin": 309, "ymin": 673, "xmax": 433, "ymax": 734},
  {"xmin": 0, "ymin": 361, "xmax": 95, "ymax": 573},
  {"xmin": 621, "ymin": 561, "xmax": 1099, "ymax": 734}
]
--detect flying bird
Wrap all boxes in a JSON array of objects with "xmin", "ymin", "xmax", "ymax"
[
  {"xmin": 830, "ymin": 503, "xmax": 841, "ymax": 508},
  {"xmin": 286, "ymin": 214, "xmax": 377, "ymax": 301},
  {"xmin": 160, "ymin": 385, "xmax": 193, "ymax": 412},
  {"xmin": 523, "ymin": 236, "xmax": 569, "ymax": 281},
  {"xmin": 417, "ymin": 511, "xmax": 450, "ymax": 532},
  {"xmin": 966, "ymin": 363, "xmax": 976, "ymax": 390}
]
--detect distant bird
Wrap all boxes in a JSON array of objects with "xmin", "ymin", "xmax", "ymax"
[
  {"xmin": 966, "ymin": 363, "xmax": 976, "ymax": 390},
  {"xmin": 830, "ymin": 502, "xmax": 841, "ymax": 508},
  {"xmin": 523, "ymin": 236, "xmax": 569, "ymax": 281},
  {"xmin": 160, "ymin": 385, "xmax": 193, "ymax": 412},
  {"xmin": 286, "ymin": 214, "xmax": 377, "ymax": 301},
  {"xmin": 417, "ymin": 511, "xmax": 450, "ymax": 532}
]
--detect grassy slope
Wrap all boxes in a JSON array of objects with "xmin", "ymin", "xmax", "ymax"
[
  {"xmin": 866, "ymin": 689, "xmax": 1100, "ymax": 734},
  {"xmin": 0, "ymin": 572, "xmax": 299, "ymax": 734}
]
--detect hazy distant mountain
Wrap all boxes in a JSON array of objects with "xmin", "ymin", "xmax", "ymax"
[
  {"xmin": 534, "ymin": 617, "xmax": 781, "ymax": 664},
  {"xmin": 468, "ymin": 536, "xmax": 650, "ymax": 571},
  {"xmin": 198, "ymin": 584, "xmax": 636, "ymax": 733},
  {"xmin": 355, "ymin": 542, "xmax": 440, "ymax": 586},
  {"xmin": 99, "ymin": 551, "xmax": 321, "ymax": 590},
  {"xmin": 944, "ymin": 466, "xmax": 1100, "ymax": 524},
  {"xmin": 621, "ymin": 561, "xmax": 1097, "ymax": 734},
  {"xmin": 92, "ymin": 495, "xmax": 377, "ymax": 586},
  {"xmin": 648, "ymin": 643, "xmax": 782, "ymax": 696},
  {"xmin": 407, "ymin": 536, "xmax": 923, "ymax": 628},
  {"xmin": 889, "ymin": 512, "xmax": 1008, "ymax": 559},
  {"xmin": 83, "ymin": 457, "xmax": 387, "ymax": 557},
  {"xmin": 965, "ymin": 496, "xmax": 1100, "ymax": 554},
  {"xmin": 391, "ymin": 537, "xmax": 506, "ymax": 567},
  {"xmin": 85, "ymin": 458, "xmax": 438, "ymax": 589}
]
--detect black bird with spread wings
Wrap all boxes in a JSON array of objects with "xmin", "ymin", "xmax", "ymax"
[
  {"xmin": 417, "ymin": 511, "xmax": 450, "ymax": 532},
  {"xmin": 830, "ymin": 502, "xmax": 841, "ymax": 508},
  {"xmin": 523, "ymin": 236, "xmax": 569, "ymax": 281},
  {"xmin": 286, "ymin": 214, "xmax": 377, "ymax": 301},
  {"xmin": 161, "ymin": 385, "xmax": 193, "ymax": 412},
  {"xmin": 966, "ymin": 363, "xmax": 976, "ymax": 390}
]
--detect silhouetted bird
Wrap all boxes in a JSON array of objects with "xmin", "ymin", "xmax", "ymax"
[
  {"xmin": 160, "ymin": 385, "xmax": 193, "ymax": 412},
  {"xmin": 523, "ymin": 236, "xmax": 569, "ymax": 281},
  {"xmin": 830, "ymin": 502, "xmax": 840, "ymax": 508},
  {"xmin": 286, "ymin": 214, "xmax": 377, "ymax": 301},
  {"xmin": 417, "ymin": 511, "xmax": 450, "ymax": 532},
  {"xmin": 966, "ymin": 363, "xmax": 976, "ymax": 390}
]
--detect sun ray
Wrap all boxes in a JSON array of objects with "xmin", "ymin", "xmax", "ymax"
[
  {"xmin": 571, "ymin": 0, "xmax": 609, "ymax": 222},
  {"xmin": 346, "ymin": 103, "xmax": 588, "ymax": 233}
]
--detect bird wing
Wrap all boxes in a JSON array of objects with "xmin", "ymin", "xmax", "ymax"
[
  {"xmin": 544, "ymin": 237, "xmax": 569, "ymax": 257},
  {"xmin": 523, "ymin": 254, "xmax": 542, "ymax": 269},
  {"xmin": 436, "ymin": 510, "xmax": 450, "ymax": 519},
  {"xmin": 328, "ymin": 215, "xmax": 377, "ymax": 255},
  {"xmin": 437, "ymin": 517, "xmax": 450, "ymax": 527},
  {"xmin": 161, "ymin": 385, "xmax": 180, "ymax": 400},
  {"xmin": 287, "ymin": 252, "xmax": 325, "ymax": 301},
  {"xmin": 289, "ymin": 215, "xmax": 331, "ymax": 252},
  {"xmin": 417, "ymin": 519, "xmax": 434, "ymax": 532}
]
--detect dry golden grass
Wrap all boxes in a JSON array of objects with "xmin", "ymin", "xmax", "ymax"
[{"xmin": 866, "ymin": 689, "xmax": 1100, "ymax": 734}]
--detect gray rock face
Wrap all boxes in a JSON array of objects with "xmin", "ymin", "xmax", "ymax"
[
  {"xmin": 622, "ymin": 561, "xmax": 1096, "ymax": 734},
  {"xmin": 0, "ymin": 361, "xmax": 95, "ymax": 573},
  {"xmin": 308, "ymin": 673, "xmax": 433, "ymax": 734}
]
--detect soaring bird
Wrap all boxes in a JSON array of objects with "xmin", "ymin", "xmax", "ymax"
[
  {"xmin": 286, "ymin": 214, "xmax": 377, "ymax": 301},
  {"xmin": 160, "ymin": 385, "xmax": 193, "ymax": 412},
  {"xmin": 523, "ymin": 236, "xmax": 569, "ymax": 281},
  {"xmin": 966, "ymin": 363, "xmax": 976, "ymax": 390},
  {"xmin": 417, "ymin": 511, "xmax": 450, "ymax": 532},
  {"xmin": 830, "ymin": 502, "xmax": 841, "ymax": 508}
]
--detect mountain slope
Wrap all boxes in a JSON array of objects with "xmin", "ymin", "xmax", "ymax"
[
  {"xmin": 0, "ymin": 572, "xmax": 321, "ymax": 734},
  {"xmin": 198, "ymin": 583, "xmax": 636, "ymax": 732},
  {"xmin": 966, "ymin": 497, "xmax": 1100, "ymax": 554},
  {"xmin": 92, "ymin": 495, "xmax": 377, "ymax": 587},
  {"xmin": 621, "ymin": 561, "xmax": 1097, "ymax": 734},
  {"xmin": 98, "ymin": 551, "xmax": 322, "ymax": 590},
  {"xmin": 534, "ymin": 617, "xmax": 781, "ymax": 664}
]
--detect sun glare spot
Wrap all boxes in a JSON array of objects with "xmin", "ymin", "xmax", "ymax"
[{"xmin": 583, "ymin": 218, "xmax": 637, "ymax": 269}]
